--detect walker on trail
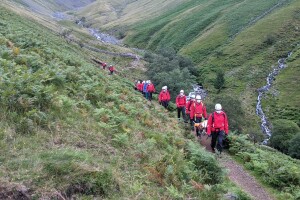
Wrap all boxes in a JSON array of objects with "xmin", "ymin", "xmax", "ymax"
[
  {"xmin": 159, "ymin": 86, "xmax": 170, "ymax": 109},
  {"xmin": 146, "ymin": 80, "xmax": 155, "ymax": 101},
  {"xmin": 190, "ymin": 95, "xmax": 207, "ymax": 139},
  {"xmin": 176, "ymin": 90, "xmax": 187, "ymax": 122},
  {"xmin": 101, "ymin": 62, "xmax": 107, "ymax": 69},
  {"xmin": 186, "ymin": 94, "xmax": 195, "ymax": 130},
  {"xmin": 207, "ymin": 104, "xmax": 229, "ymax": 154},
  {"xmin": 109, "ymin": 65, "xmax": 116, "ymax": 75}
]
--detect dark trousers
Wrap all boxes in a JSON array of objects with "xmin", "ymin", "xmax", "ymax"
[
  {"xmin": 110, "ymin": 70, "xmax": 114, "ymax": 75},
  {"xmin": 211, "ymin": 130, "xmax": 225, "ymax": 152},
  {"xmin": 148, "ymin": 92, "xmax": 153, "ymax": 101},
  {"xmin": 194, "ymin": 117, "xmax": 202, "ymax": 137},
  {"xmin": 177, "ymin": 107, "xmax": 186, "ymax": 120},
  {"xmin": 190, "ymin": 118, "xmax": 194, "ymax": 130},
  {"xmin": 145, "ymin": 92, "xmax": 149, "ymax": 99},
  {"xmin": 161, "ymin": 101, "xmax": 169, "ymax": 108}
]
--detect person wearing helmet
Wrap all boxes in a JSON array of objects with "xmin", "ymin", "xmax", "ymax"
[
  {"xmin": 109, "ymin": 65, "xmax": 115, "ymax": 75},
  {"xmin": 207, "ymin": 104, "xmax": 229, "ymax": 153},
  {"xmin": 141, "ymin": 81, "xmax": 145, "ymax": 95},
  {"xmin": 176, "ymin": 90, "xmax": 187, "ymax": 122},
  {"xmin": 147, "ymin": 80, "xmax": 156, "ymax": 101},
  {"xmin": 137, "ymin": 81, "xmax": 143, "ymax": 93},
  {"xmin": 101, "ymin": 62, "xmax": 107, "ymax": 70},
  {"xmin": 159, "ymin": 86, "xmax": 170, "ymax": 108},
  {"xmin": 190, "ymin": 95, "xmax": 207, "ymax": 138},
  {"xmin": 186, "ymin": 94, "xmax": 196, "ymax": 130},
  {"xmin": 143, "ymin": 80, "xmax": 149, "ymax": 98}
]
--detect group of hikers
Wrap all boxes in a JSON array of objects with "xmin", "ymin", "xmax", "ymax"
[
  {"xmin": 95, "ymin": 60, "xmax": 229, "ymax": 154},
  {"xmin": 97, "ymin": 61, "xmax": 116, "ymax": 75},
  {"xmin": 135, "ymin": 81, "xmax": 229, "ymax": 154},
  {"xmin": 135, "ymin": 80, "xmax": 157, "ymax": 101}
]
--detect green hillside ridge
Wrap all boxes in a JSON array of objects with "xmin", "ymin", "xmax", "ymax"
[
  {"xmin": 0, "ymin": 5, "xmax": 255, "ymax": 199},
  {"xmin": 124, "ymin": 0, "xmax": 300, "ymax": 129},
  {"xmin": 74, "ymin": 0, "xmax": 300, "ymax": 130}
]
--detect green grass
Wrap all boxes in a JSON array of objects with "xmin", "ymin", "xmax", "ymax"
[
  {"xmin": 0, "ymin": 5, "xmax": 252, "ymax": 199},
  {"xmin": 229, "ymin": 133, "xmax": 300, "ymax": 199}
]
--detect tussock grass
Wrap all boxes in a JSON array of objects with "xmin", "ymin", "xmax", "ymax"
[{"xmin": 0, "ymin": 5, "xmax": 251, "ymax": 199}]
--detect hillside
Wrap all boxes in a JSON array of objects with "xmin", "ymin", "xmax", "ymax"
[
  {"xmin": 75, "ymin": 0, "xmax": 300, "ymax": 131},
  {"xmin": 1, "ymin": 0, "xmax": 300, "ymax": 199},
  {"xmin": 11, "ymin": 0, "xmax": 95, "ymax": 15},
  {"xmin": 0, "ymin": 4, "xmax": 258, "ymax": 199}
]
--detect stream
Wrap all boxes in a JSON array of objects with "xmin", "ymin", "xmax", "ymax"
[
  {"xmin": 88, "ymin": 28, "xmax": 121, "ymax": 45},
  {"xmin": 256, "ymin": 52, "xmax": 292, "ymax": 144}
]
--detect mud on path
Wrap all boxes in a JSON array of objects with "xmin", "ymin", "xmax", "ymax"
[{"xmin": 196, "ymin": 132, "xmax": 274, "ymax": 200}]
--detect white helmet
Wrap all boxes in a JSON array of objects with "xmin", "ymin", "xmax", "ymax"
[
  {"xmin": 196, "ymin": 95, "xmax": 201, "ymax": 103},
  {"xmin": 196, "ymin": 95, "xmax": 201, "ymax": 100},
  {"xmin": 191, "ymin": 94, "xmax": 196, "ymax": 99},
  {"xmin": 162, "ymin": 86, "xmax": 167, "ymax": 90},
  {"xmin": 215, "ymin": 104, "xmax": 222, "ymax": 111},
  {"xmin": 180, "ymin": 90, "xmax": 184, "ymax": 93}
]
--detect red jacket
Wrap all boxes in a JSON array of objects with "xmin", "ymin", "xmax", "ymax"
[
  {"xmin": 137, "ymin": 83, "xmax": 143, "ymax": 91},
  {"xmin": 189, "ymin": 101, "xmax": 207, "ymax": 119},
  {"xmin": 101, "ymin": 63, "xmax": 107, "ymax": 68},
  {"xmin": 109, "ymin": 66, "xmax": 115, "ymax": 72},
  {"xmin": 176, "ymin": 95, "xmax": 186, "ymax": 108},
  {"xmin": 186, "ymin": 100, "xmax": 194, "ymax": 114},
  {"xmin": 159, "ymin": 90, "xmax": 170, "ymax": 101},
  {"xmin": 147, "ymin": 83, "xmax": 155, "ymax": 93},
  {"xmin": 206, "ymin": 111, "xmax": 229, "ymax": 135}
]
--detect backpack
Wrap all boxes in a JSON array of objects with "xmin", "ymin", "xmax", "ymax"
[
  {"xmin": 191, "ymin": 101, "xmax": 204, "ymax": 113},
  {"xmin": 211, "ymin": 111, "xmax": 229, "ymax": 149}
]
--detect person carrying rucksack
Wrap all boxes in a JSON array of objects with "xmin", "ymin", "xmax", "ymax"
[
  {"xmin": 137, "ymin": 81, "xmax": 143, "ymax": 93},
  {"xmin": 143, "ymin": 80, "xmax": 149, "ymax": 98},
  {"xmin": 101, "ymin": 62, "xmax": 107, "ymax": 70},
  {"xmin": 206, "ymin": 104, "xmax": 229, "ymax": 153},
  {"xmin": 190, "ymin": 95, "xmax": 207, "ymax": 138},
  {"xmin": 147, "ymin": 80, "xmax": 155, "ymax": 101},
  {"xmin": 134, "ymin": 80, "xmax": 139, "ymax": 90},
  {"xmin": 159, "ymin": 86, "xmax": 170, "ymax": 108},
  {"xmin": 109, "ymin": 65, "xmax": 115, "ymax": 75},
  {"xmin": 176, "ymin": 90, "xmax": 187, "ymax": 122},
  {"xmin": 186, "ymin": 94, "xmax": 195, "ymax": 130}
]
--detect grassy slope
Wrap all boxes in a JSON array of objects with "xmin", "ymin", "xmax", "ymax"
[
  {"xmin": 79, "ymin": 0, "xmax": 300, "ymax": 129},
  {"xmin": 0, "ymin": 5, "xmax": 252, "ymax": 199}
]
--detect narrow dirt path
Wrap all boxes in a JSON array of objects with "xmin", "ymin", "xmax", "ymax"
[{"xmin": 197, "ymin": 133, "xmax": 274, "ymax": 200}]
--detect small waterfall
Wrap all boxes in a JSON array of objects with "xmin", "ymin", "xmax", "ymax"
[
  {"xmin": 88, "ymin": 28, "xmax": 120, "ymax": 45},
  {"xmin": 256, "ymin": 52, "xmax": 292, "ymax": 144}
]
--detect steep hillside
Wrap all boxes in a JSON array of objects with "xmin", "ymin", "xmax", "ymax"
[
  {"xmin": 11, "ymin": 0, "xmax": 95, "ymax": 15},
  {"xmin": 0, "ymin": 5, "xmax": 254, "ymax": 199},
  {"xmin": 76, "ymin": 0, "xmax": 300, "ymax": 131}
]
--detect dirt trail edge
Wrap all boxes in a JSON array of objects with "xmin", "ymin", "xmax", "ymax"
[{"xmin": 199, "ymin": 135, "xmax": 274, "ymax": 200}]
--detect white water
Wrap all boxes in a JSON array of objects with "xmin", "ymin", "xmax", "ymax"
[
  {"xmin": 256, "ymin": 52, "xmax": 292, "ymax": 144},
  {"xmin": 89, "ymin": 28, "xmax": 120, "ymax": 45}
]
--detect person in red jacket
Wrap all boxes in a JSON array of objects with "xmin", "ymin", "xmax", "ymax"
[
  {"xmin": 101, "ymin": 62, "xmax": 107, "ymax": 70},
  {"xmin": 190, "ymin": 95, "xmax": 207, "ymax": 138},
  {"xmin": 109, "ymin": 65, "xmax": 115, "ymax": 75},
  {"xmin": 176, "ymin": 90, "xmax": 187, "ymax": 122},
  {"xmin": 141, "ymin": 81, "xmax": 145, "ymax": 96},
  {"xmin": 207, "ymin": 103, "xmax": 229, "ymax": 153},
  {"xmin": 147, "ymin": 80, "xmax": 155, "ymax": 101},
  {"xmin": 137, "ymin": 81, "xmax": 143, "ymax": 93},
  {"xmin": 186, "ymin": 94, "xmax": 195, "ymax": 130},
  {"xmin": 135, "ymin": 80, "xmax": 139, "ymax": 91},
  {"xmin": 159, "ymin": 86, "xmax": 170, "ymax": 108}
]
